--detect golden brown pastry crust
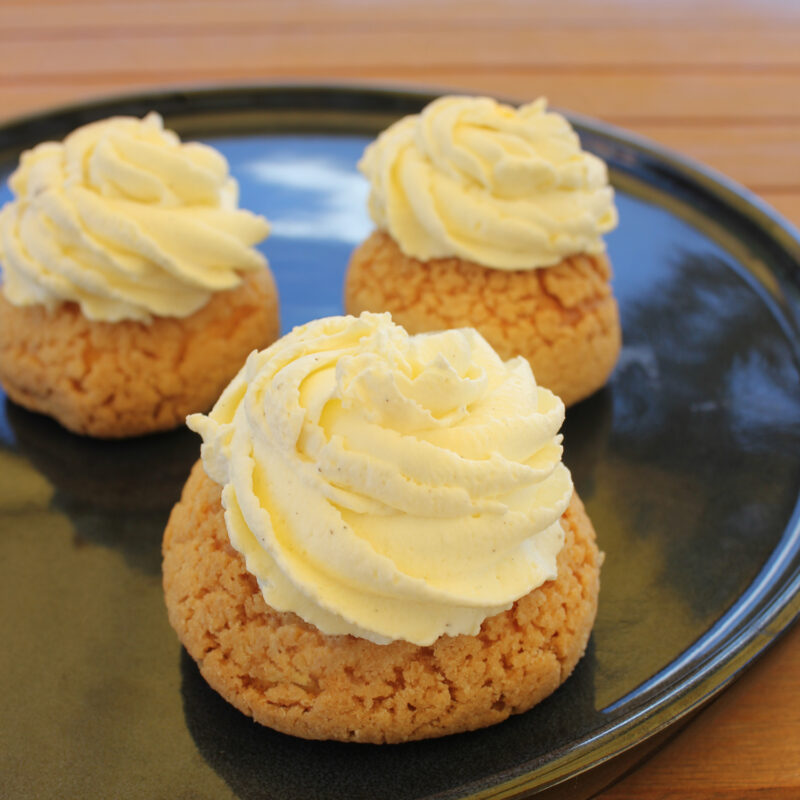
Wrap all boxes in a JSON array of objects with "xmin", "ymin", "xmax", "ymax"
[
  {"xmin": 162, "ymin": 461, "xmax": 601, "ymax": 744},
  {"xmin": 0, "ymin": 269, "xmax": 279, "ymax": 438},
  {"xmin": 345, "ymin": 231, "xmax": 621, "ymax": 407}
]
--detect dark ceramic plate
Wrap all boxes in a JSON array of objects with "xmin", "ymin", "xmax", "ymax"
[{"xmin": 1, "ymin": 86, "xmax": 799, "ymax": 800}]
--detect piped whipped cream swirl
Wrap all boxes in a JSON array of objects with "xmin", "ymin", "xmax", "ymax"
[
  {"xmin": 0, "ymin": 112, "xmax": 269, "ymax": 322},
  {"xmin": 189, "ymin": 312, "xmax": 573, "ymax": 646},
  {"xmin": 360, "ymin": 95, "xmax": 617, "ymax": 270}
]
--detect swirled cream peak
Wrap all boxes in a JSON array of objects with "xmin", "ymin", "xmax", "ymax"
[
  {"xmin": 0, "ymin": 112, "xmax": 269, "ymax": 322},
  {"xmin": 360, "ymin": 95, "xmax": 617, "ymax": 270},
  {"xmin": 188, "ymin": 312, "xmax": 573, "ymax": 646}
]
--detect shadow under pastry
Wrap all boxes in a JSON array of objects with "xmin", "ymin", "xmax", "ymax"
[{"xmin": 180, "ymin": 641, "xmax": 600, "ymax": 800}]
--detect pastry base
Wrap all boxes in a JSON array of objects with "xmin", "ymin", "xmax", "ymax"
[
  {"xmin": 0, "ymin": 269, "xmax": 280, "ymax": 438},
  {"xmin": 162, "ymin": 461, "xmax": 602, "ymax": 744},
  {"xmin": 345, "ymin": 231, "xmax": 621, "ymax": 406}
]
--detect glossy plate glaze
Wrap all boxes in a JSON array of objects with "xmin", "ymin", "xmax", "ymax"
[{"xmin": 1, "ymin": 86, "xmax": 799, "ymax": 800}]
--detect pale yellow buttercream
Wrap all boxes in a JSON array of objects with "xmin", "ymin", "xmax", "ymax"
[
  {"xmin": 0, "ymin": 112, "xmax": 269, "ymax": 322},
  {"xmin": 360, "ymin": 95, "xmax": 617, "ymax": 270},
  {"xmin": 188, "ymin": 312, "xmax": 573, "ymax": 646}
]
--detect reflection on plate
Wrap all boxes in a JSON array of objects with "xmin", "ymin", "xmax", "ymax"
[{"xmin": 0, "ymin": 85, "xmax": 799, "ymax": 800}]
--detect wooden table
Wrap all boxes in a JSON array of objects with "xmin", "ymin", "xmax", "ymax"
[{"xmin": 2, "ymin": 1, "xmax": 799, "ymax": 797}]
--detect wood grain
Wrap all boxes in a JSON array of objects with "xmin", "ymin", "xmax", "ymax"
[
  {"xmin": 2, "ymin": 0, "xmax": 800, "ymax": 25},
  {"xmin": 5, "ymin": 29, "xmax": 800, "ymax": 75},
  {"xmin": 2, "ymin": 2, "xmax": 799, "ymax": 798},
  {"xmin": 602, "ymin": 625, "xmax": 800, "ymax": 799},
  {"xmin": 3, "ymin": 73, "xmax": 799, "ymax": 125}
]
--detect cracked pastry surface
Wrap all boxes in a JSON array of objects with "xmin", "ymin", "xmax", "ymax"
[
  {"xmin": 0, "ymin": 268, "xmax": 279, "ymax": 438},
  {"xmin": 345, "ymin": 231, "xmax": 621, "ymax": 407},
  {"xmin": 162, "ymin": 461, "xmax": 601, "ymax": 744}
]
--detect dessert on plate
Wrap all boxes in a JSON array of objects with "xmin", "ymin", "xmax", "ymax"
[
  {"xmin": 345, "ymin": 95, "xmax": 621, "ymax": 407},
  {"xmin": 163, "ymin": 311, "xmax": 602, "ymax": 743},
  {"xmin": 0, "ymin": 112, "xmax": 279, "ymax": 438}
]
